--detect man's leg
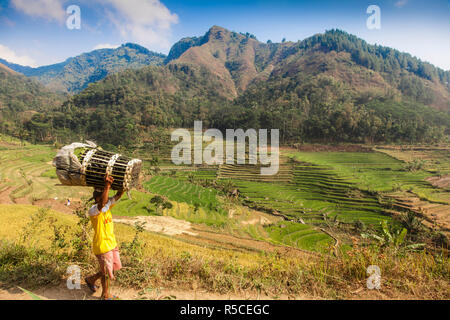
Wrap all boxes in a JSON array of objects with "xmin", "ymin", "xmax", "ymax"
[
  {"xmin": 99, "ymin": 252, "xmax": 113, "ymax": 299},
  {"xmin": 85, "ymin": 271, "xmax": 102, "ymax": 290},
  {"xmin": 100, "ymin": 266, "xmax": 110, "ymax": 299}
]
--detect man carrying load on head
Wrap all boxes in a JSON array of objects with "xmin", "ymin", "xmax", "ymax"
[{"xmin": 85, "ymin": 174, "xmax": 124, "ymax": 300}]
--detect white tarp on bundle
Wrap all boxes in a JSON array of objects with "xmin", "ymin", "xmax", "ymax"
[{"xmin": 52, "ymin": 141, "xmax": 96, "ymax": 186}]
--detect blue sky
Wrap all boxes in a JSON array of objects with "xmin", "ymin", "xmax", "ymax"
[{"xmin": 0, "ymin": 0, "xmax": 449, "ymax": 70}]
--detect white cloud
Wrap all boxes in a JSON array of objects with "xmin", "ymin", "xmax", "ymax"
[
  {"xmin": 395, "ymin": 0, "xmax": 409, "ymax": 8},
  {"xmin": 0, "ymin": 44, "xmax": 37, "ymax": 67},
  {"xmin": 101, "ymin": 0, "xmax": 179, "ymax": 50},
  {"xmin": 11, "ymin": 0, "xmax": 65, "ymax": 23},
  {"xmin": 93, "ymin": 43, "xmax": 120, "ymax": 50}
]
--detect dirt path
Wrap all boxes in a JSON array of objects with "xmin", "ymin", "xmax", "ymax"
[
  {"xmin": 0, "ymin": 283, "xmax": 304, "ymax": 300},
  {"xmin": 0, "ymin": 187, "xmax": 14, "ymax": 204},
  {"xmin": 114, "ymin": 215, "xmax": 198, "ymax": 236}
]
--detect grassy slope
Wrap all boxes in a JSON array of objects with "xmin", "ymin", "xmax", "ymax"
[
  {"xmin": 0, "ymin": 204, "xmax": 283, "ymax": 291},
  {"xmin": 1, "ymin": 204, "xmax": 448, "ymax": 299},
  {"xmin": 0, "ymin": 204, "xmax": 258, "ymax": 264}
]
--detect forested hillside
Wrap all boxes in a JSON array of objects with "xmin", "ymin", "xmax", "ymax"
[
  {"xmin": 0, "ymin": 63, "xmax": 65, "ymax": 139},
  {"xmin": 2, "ymin": 27, "xmax": 449, "ymax": 146},
  {"xmin": 22, "ymin": 64, "xmax": 230, "ymax": 145}
]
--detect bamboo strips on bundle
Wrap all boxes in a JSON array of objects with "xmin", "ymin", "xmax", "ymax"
[{"xmin": 53, "ymin": 143, "xmax": 142, "ymax": 191}]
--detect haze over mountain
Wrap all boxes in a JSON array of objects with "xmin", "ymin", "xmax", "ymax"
[
  {"xmin": 1, "ymin": 26, "xmax": 449, "ymax": 146},
  {"xmin": 0, "ymin": 43, "xmax": 166, "ymax": 94}
]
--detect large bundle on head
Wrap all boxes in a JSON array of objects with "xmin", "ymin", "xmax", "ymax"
[{"xmin": 53, "ymin": 142, "xmax": 142, "ymax": 191}]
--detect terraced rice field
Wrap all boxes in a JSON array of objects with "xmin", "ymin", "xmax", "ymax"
[
  {"xmin": 285, "ymin": 151, "xmax": 450, "ymax": 236},
  {"xmin": 217, "ymin": 157, "xmax": 293, "ymax": 182},
  {"xmin": 0, "ymin": 143, "xmax": 90, "ymax": 204},
  {"xmin": 176, "ymin": 168, "xmax": 218, "ymax": 181},
  {"xmin": 286, "ymin": 152, "xmax": 433, "ymax": 192},
  {"xmin": 235, "ymin": 163, "xmax": 391, "ymax": 226},
  {"xmin": 217, "ymin": 152, "xmax": 404, "ymax": 250},
  {"xmin": 3, "ymin": 136, "xmax": 446, "ymax": 253},
  {"xmin": 144, "ymin": 176, "xmax": 223, "ymax": 213},
  {"xmin": 375, "ymin": 146, "xmax": 450, "ymax": 176}
]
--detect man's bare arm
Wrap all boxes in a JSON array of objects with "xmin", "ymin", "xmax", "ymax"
[{"xmin": 114, "ymin": 190, "xmax": 124, "ymax": 202}]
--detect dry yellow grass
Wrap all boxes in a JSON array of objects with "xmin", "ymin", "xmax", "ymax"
[
  {"xmin": 1, "ymin": 204, "xmax": 448, "ymax": 299},
  {"xmin": 0, "ymin": 204, "xmax": 269, "ymax": 268}
]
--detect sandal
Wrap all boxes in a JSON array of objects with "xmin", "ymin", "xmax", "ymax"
[
  {"xmin": 101, "ymin": 295, "xmax": 120, "ymax": 300},
  {"xmin": 85, "ymin": 277, "xmax": 98, "ymax": 293}
]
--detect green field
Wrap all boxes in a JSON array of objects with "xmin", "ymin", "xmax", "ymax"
[
  {"xmin": 1, "ymin": 137, "xmax": 447, "ymax": 253},
  {"xmin": 286, "ymin": 151, "xmax": 448, "ymax": 204},
  {"xmin": 145, "ymin": 176, "xmax": 223, "ymax": 212},
  {"xmin": 266, "ymin": 221, "xmax": 332, "ymax": 250},
  {"xmin": 112, "ymin": 188, "xmax": 232, "ymax": 229}
]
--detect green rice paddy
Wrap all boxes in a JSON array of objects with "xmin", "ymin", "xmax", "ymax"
[
  {"xmin": 144, "ymin": 176, "xmax": 223, "ymax": 213},
  {"xmin": 2, "ymin": 135, "xmax": 444, "ymax": 254}
]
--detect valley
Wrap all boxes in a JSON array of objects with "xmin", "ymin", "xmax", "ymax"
[
  {"xmin": 0, "ymin": 134, "xmax": 448, "ymax": 299},
  {"xmin": 0, "ymin": 24, "xmax": 449, "ymax": 301}
]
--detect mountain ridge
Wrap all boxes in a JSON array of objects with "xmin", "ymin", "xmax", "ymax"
[
  {"xmin": 166, "ymin": 26, "xmax": 450, "ymax": 110},
  {"xmin": 0, "ymin": 43, "xmax": 166, "ymax": 94},
  {"xmin": 1, "ymin": 26, "xmax": 449, "ymax": 145}
]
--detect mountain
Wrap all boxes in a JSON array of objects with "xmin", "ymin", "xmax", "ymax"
[
  {"xmin": 0, "ymin": 43, "xmax": 166, "ymax": 94},
  {"xmin": 0, "ymin": 62, "xmax": 65, "ymax": 139},
  {"xmin": 7, "ymin": 26, "xmax": 450, "ymax": 146},
  {"xmin": 165, "ymin": 26, "xmax": 279, "ymax": 98},
  {"xmin": 166, "ymin": 26, "xmax": 450, "ymax": 111}
]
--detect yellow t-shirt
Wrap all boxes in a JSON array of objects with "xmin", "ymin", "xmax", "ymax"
[{"xmin": 89, "ymin": 197, "xmax": 118, "ymax": 255}]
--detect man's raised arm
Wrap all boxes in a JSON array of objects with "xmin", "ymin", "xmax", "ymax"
[
  {"xmin": 114, "ymin": 189, "xmax": 124, "ymax": 202},
  {"xmin": 97, "ymin": 174, "xmax": 114, "ymax": 211}
]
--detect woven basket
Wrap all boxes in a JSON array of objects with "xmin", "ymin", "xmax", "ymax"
[{"xmin": 78, "ymin": 148, "xmax": 142, "ymax": 191}]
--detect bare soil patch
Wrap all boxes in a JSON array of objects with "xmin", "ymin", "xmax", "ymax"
[
  {"xmin": 33, "ymin": 199, "xmax": 81, "ymax": 215},
  {"xmin": 114, "ymin": 215, "xmax": 198, "ymax": 236},
  {"xmin": 426, "ymin": 175, "xmax": 450, "ymax": 189},
  {"xmin": 0, "ymin": 187, "xmax": 13, "ymax": 204}
]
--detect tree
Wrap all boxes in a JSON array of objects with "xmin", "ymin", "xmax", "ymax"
[{"xmin": 150, "ymin": 196, "xmax": 173, "ymax": 215}]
